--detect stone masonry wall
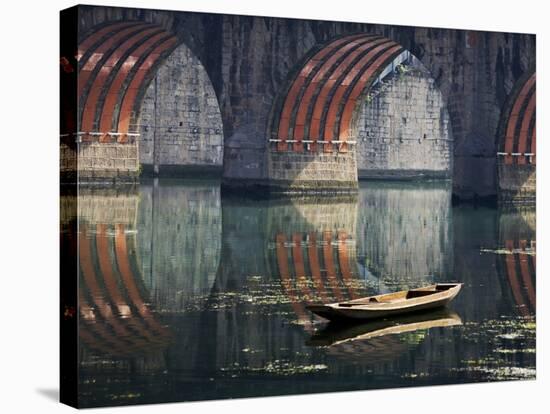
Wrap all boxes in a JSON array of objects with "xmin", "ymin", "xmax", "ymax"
[
  {"xmin": 497, "ymin": 162, "xmax": 536, "ymax": 205},
  {"xmin": 139, "ymin": 42, "xmax": 224, "ymax": 174},
  {"xmin": 60, "ymin": 142, "xmax": 139, "ymax": 182},
  {"xmin": 355, "ymin": 67, "xmax": 452, "ymax": 179},
  {"xmin": 77, "ymin": 6, "xmax": 536, "ymax": 199}
]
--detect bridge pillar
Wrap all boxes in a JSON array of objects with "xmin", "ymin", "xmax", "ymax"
[{"xmin": 266, "ymin": 147, "xmax": 358, "ymax": 193}]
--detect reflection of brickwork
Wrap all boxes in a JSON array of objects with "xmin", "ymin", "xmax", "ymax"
[
  {"xmin": 355, "ymin": 68, "xmax": 452, "ymax": 178},
  {"xmin": 136, "ymin": 182, "xmax": 222, "ymax": 310},
  {"xmin": 356, "ymin": 182, "xmax": 453, "ymax": 287},
  {"xmin": 76, "ymin": 190, "xmax": 139, "ymax": 226},
  {"xmin": 266, "ymin": 198, "xmax": 357, "ymax": 236},
  {"xmin": 139, "ymin": 43, "xmax": 224, "ymax": 171}
]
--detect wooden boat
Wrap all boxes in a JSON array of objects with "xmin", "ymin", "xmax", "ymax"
[{"xmin": 306, "ymin": 283, "xmax": 462, "ymax": 321}]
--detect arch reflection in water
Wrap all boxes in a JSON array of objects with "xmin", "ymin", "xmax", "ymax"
[
  {"xmin": 70, "ymin": 180, "xmax": 536, "ymax": 407},
  {"xmin": 356, "ymin": 181, "xmax": 453, "ymax": 290},
  {"xmin": 136, "ymin": 180, "xmax": 222, "ymax": 311},
  {"xmin": 498, "ymin": 208, "xmax": 536, "ymax": 318},
  {"xmin": 267, "ymin": 197, "xmax": 368, "ymax": 327},
  {"xmin": 73, "ymin": 189, "xmax": 172, "ymax": 368}
]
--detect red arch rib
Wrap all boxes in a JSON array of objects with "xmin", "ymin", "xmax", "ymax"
[
  {"xmin": 95, "ymin": 224, "xmax": 164, "ymax": 345},
  {"xmin": 79, "ymin": 224, "xmax": 141, "ymax": 346},
  {"xmin": 307, "ymin": 232, "xmax": 330, "ymax": 303},
  {"xmin": 307, "ymin": 38, "xmax": 392, "ymax": 142},
  {"xmin": 276, "ymin": 234, "xmax": 309, "ymax": 322},
  {"xmin": 504, "ymin": 74, "xmax": 535, "ymax": 165},
  {"xmin": 96, "ymin": 224, "xmax": 132, "ymax": 317},
  {"xmin": 315, "ymin": 43, "xmax": 401, "ymax": 152},
  {"xmin": 337, "ymin": 45, "xmax": 404, "ymax": 144},
  {"xmin": 80, "ymin": 26, "xmax": 163, "ymax": 137},
  {"xmin": 115, "ymin": 37, "xmax": 177, "ymax": 141},
  {"xmin": 504, "ymin": 240, "xmax": 529, "ymax": 317},
  {"xmin": 531, "ymin": 128, "xmax": 536, "ymax": 164},
  {"xmin": 77, "ymin": 22, "xmax": 140, "ymax": 61},
  {"xmin": 276, "ymin": 34, "xmax": 367, "ymax": 151},
  {"xmin": 290, "ymin": 35, "xmax": 377, "ymax": 151},
  {"xmin": 517, "ymin": 89, "xmax": 536, "ymax": 165},
  {"xmin": 337, "ymin": 232, "xmax": 358, "ymax": 300},
  {"xmin": 79, "ymin": 322, "xmax": 128, "ymax": 356},
  {"xmin": 98, "ymin": 33, "xmax": 175, "ymax": 142},
  {"xmin": 292, "ymin": 233, "xmax": 313, "ymax": 302},
  {"xmin": 114, "ymin": 224, "xmax": 170, "ymax": 337},
  {"xmin": 78, "ymin": 24, "xmax": 152, "ymax": 99},
  {"xmin": 79, "ymin": 292, "xmax": 134, "ymax": 356},
  {"xmin": 323, "ymin": 231, "xmax": 345, "ymax": 302},
  {"xmin": 309, "ymin": 40, "xmax": 394, "ymax": 144},
  {"xmin": 518, "ymin": 240, "xmax": 536, "ymax": 311}
]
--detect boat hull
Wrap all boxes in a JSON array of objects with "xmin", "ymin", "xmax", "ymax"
[{"xmin": 306, "ymin": 284, "xmax": 462, "ymax": 321}]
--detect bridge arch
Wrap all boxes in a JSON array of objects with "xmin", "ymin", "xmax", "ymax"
[
  {"xmin": 496, "ymin": 71, "xmax": 536, "ymax": 204},
  {"xmin": 61, "ymin": 21, "xmax": 224, "ymax": 181},
  {"xmin": 265, "ymin": 33, "xmax": 452, "ymax": 191}
]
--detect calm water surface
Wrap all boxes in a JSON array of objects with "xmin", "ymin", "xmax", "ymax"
[{"xmin": 64, "ymin": 179, "xmax": 536, "ymax": 407}]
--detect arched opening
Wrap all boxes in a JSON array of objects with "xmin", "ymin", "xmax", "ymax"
[
  {"xmin": 138, "ymin": 43, "xmax": 224, "ymax": 176},
  {"xmin": 353, "ymin": 55, "xmax": 452, "ymax": 179},
  {"xmin": 266, "ymin": 34, "xmax": 452, "ymax": 191},
  {"xmin": 60, "ymin": 21, "xmax": 224, "ymax": 182},
  {"xmin": 496, "ymin": 72, "xmax": 536, "ymax": 205}
]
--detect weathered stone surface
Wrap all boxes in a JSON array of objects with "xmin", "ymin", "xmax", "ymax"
[
  {"xmin": 74, "ymin": 6, "xmax": 536, "ymax": 199},
  {"xmin": 355, "ymin": 65, "xmax": 452, "ymax": 179},
  {"xmin": 267, "ymin": 150, "xmax": 358, "ymax": 192},
  {"xmin": 139, "ymin": 43, "xmax": 224, "ymax": 171},
  {"xmin": 61, "ymin": 142, "xmax": 139, "ymax": 183},
  {"xmin": 497, "ymin": 162, "xmax": 536, "ymax": 205}
]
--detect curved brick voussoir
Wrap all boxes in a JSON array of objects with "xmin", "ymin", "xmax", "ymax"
[
  {"xmin": 80, "ymin": 25, "xmax": 165, "ymax": 138},
  {"xmin": 271, "ymin": 34, "xmax": 403, "ymax": 154},
  {"xmin": 497, "ymin": 72, "xmax": 536, "ymax": 205},
  {"xmin": 68, "ymin": 21, "xmax": 179, "ymax": 183},
  {"xmin": 275, "ymin": 33, "xmax": 368, "ymax": 151},
  {"xmin": 325, "ymin": 43, "xmax": 403, "ymax": 151},
  {"xmin": 100, "ymin": 33, "xmax": 176, "ymax": 141},
  {"xmin": 499, "ymin": 72, "xmax": 536, "ymax": 166},
  {"xmin": 75, "ymin": 21, "xmax": 178, "ymax": 142},
  {"xmin": 265, "ymin": 33, "xmax": 407, "ymax": 193}
]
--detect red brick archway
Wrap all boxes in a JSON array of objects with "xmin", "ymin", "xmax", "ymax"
[
  {"xmin": 268, "ymin": 34, "xmax": 405, "ymax": 153},
  {"xmin": 61, "ymin": 22, "xmax": 178, "ymax": 143},
  {"xmin": 498, "ymin": 72, "xmax": 536, "ymax": 165}
]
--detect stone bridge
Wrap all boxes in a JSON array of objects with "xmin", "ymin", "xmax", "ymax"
[{"xmin": 60, "ymin": 5, "xmax": 536, "ymax": 203}]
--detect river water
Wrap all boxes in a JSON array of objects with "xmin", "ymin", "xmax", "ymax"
[{"xmin": 64, "ymin": 179, "xmax": 535, "ymax": 407}]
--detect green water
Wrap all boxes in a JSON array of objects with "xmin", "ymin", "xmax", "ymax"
[{"xmin": 67, "ymin": 179, "xmax": 535, "ymax": 407}]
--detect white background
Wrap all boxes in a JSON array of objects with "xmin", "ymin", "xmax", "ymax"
[{"xmin": 0, "ymin": 0, "xmax": 546, "ymax": 412}]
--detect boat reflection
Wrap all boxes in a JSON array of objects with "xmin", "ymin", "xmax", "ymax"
[{"xmin": 307, "ymin": 309, "xmax": 462, "ymax": 351}]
